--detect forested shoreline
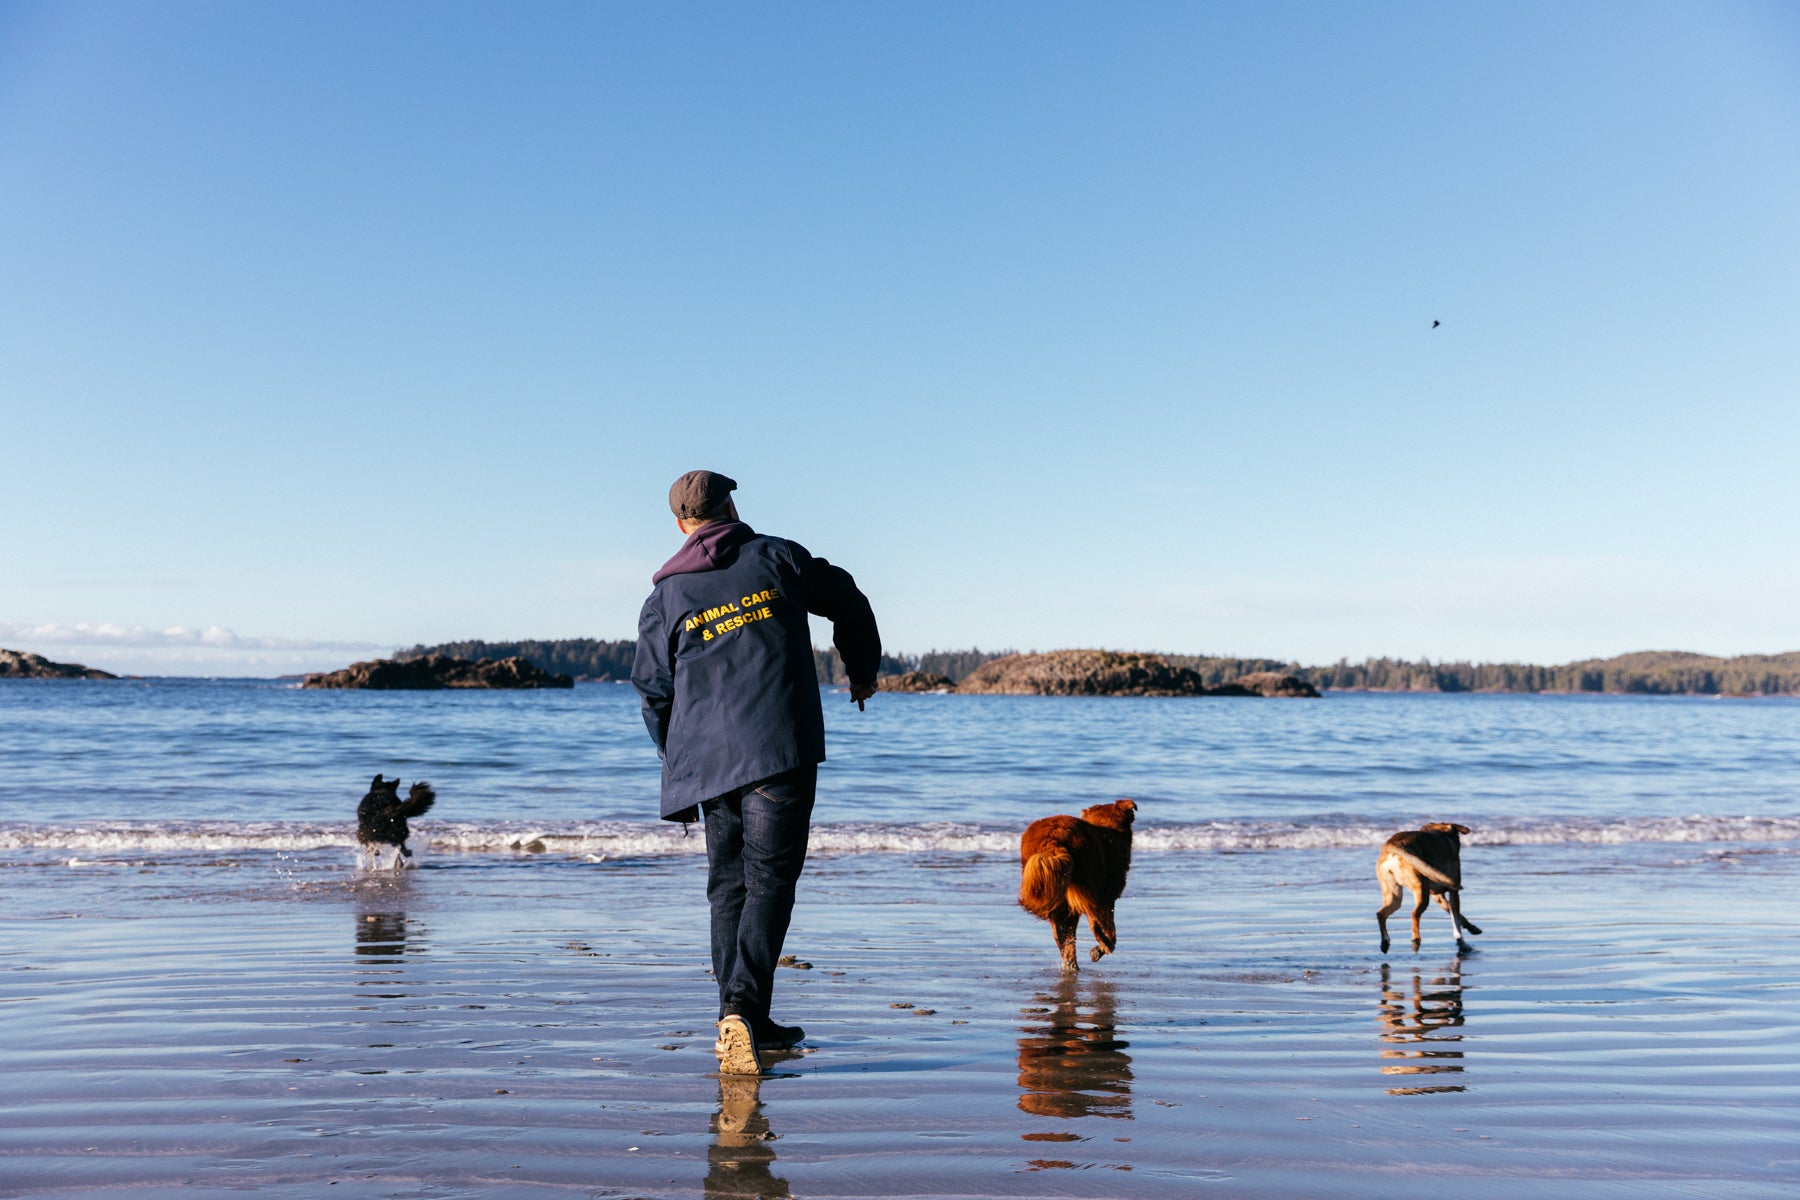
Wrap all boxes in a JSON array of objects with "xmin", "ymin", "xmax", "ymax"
[
  {"xmin": 1302, "ymin": 650, "xmax": 1800, "ymax": 696},
  {"xmin": 394, "ymin": 640, "xmax": 1800, "ymax": 696}
]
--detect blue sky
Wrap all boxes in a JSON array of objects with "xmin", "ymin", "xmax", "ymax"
[{"xmin": 3, "ymin": 2, "xmax": 1797, "ymax": 676}]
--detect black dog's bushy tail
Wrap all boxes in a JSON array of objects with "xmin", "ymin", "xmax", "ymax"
[{"xmin": 401, "ymin": 781, "xmax": 436, "ymax": 818}]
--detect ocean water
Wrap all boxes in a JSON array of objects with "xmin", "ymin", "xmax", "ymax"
[
  {"xmin": 2, "ymin": 679, "xmax": 1797, "ymax": 865},
  {"xmin": 6, "ymin": 679, "xmax": 1800, "ymax": 1197}
]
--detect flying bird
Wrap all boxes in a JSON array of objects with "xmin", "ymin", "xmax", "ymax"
[{"xmin": 1431, "ymin": 320, "xmax": 1440, "ymax": 329}]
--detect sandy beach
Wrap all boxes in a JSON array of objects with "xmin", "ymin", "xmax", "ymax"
[{"xmin": 4, "ymin": 840, "xmax": 1797, "ymax": 1199}]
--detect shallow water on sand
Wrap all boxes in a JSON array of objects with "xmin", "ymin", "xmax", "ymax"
[
  {"xmin": 3, "ymin": 681, "xmax": 1799, "ymax": 1196},
  {"xmin": 4, "ymin": 846, "xmax": 1799, "ymax": 1197}
]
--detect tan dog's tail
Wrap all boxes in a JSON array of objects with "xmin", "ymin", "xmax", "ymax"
[
  {"xmin": 1019, "ymin": 847, "xmax": 1074, "ymax": 915},
  {"xmin": 1395, "ymin": 848, "xmax": 1459, "ymax": 891}
]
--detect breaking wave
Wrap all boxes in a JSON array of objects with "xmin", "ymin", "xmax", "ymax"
[{"xmin": 5, "ymin": 815, "xmax": 1799, "ymax": 860}]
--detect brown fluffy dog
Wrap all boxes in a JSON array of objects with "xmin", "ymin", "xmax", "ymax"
[
  {"xmin": 1019, "ymin": 798, "xmax": 1137, "ymax": 972},
  {"xmin": 1377, "ymin": 822, "xmax": 1483, "ymax": 954}
]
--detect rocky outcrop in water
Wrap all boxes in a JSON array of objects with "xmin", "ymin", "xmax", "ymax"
[
  {"xmin": 1229, "ymin": 670, "xmax": 1321, "ymax": 698},
  {"xmin": 953, "ymin": 650, "xmax": 1318, "ymax": 697},
  {"xmin": 0, "ymin": 648, "xmax": 117, "ymax": 679},
  {"xmin": 956, "ymin": 650, "xmax": 1202, "ymax": 696},
  {"xmin": 878, "ymin": 671, "xmax": 956, "ymax": 693},
  {"xmin": 301, "ymin": 653, "xmax": 573, "ymax": 690}
]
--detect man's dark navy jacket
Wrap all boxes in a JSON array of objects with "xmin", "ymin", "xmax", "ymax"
[{"xmin": 632, "ymin": 522, "xmax": 880, "ymax": 821}]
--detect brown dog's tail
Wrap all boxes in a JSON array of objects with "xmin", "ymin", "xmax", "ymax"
[
  {"xmin": 1395, "ymin": 847, "xmax": 1459, "ymax": 891},
  {"xmin": 1019, "ymin": 847, "xmax": 1074, "ymax": 916}
]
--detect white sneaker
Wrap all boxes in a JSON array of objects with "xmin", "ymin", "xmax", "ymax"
[{"xmin": 714, "ymin": 1013, "xmax": 763, "ymax": 1075}]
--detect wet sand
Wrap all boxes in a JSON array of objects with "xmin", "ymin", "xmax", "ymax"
[{"xmin": 4, "ymin": 844, "xmax": 1799, "ymax": 1198}]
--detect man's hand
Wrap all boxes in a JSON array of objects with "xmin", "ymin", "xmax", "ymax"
[{"xmin": 849, "ymin": 680, "xmax": 877, "ymax": 712}]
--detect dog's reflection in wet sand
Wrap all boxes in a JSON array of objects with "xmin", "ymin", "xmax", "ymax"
[
  {"xmin": 352, "ymin": 875, "xmax": 420, "ymax": 1004},
  {"xmin": 1377, "ymin": 959, "xmax": 1467, "ymax": 1095},
  {"xmin": 354, "ymin": 910, "xmax": 411, "ymax": 958},
  {"xmin": 1017, "ymin": 975, "xmax": 1133, "ymax": 1131},
  {"xmin": 706, "ymin": 1074, "xmax": 790, "ymax": 1199}
]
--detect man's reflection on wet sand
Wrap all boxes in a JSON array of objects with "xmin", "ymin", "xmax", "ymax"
[
  {"xmin": 1377, "ymin": 959, "xmax": 1467, "ymax": 1095},
  {"xmin": 705, "ymin": 1074, "xmax": 791, "ymax": 1199},
  {"xmin": 1017, "ymin": 975, "xmax": 1133, "ymax": 1129}
]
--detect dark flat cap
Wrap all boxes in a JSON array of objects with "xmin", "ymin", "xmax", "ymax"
[{"xmin": 669, "ymin": 470, "xmax": 738, "ymax": 520}]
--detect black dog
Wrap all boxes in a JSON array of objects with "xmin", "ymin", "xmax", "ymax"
[{"xmin": 356, "ymin": 775, "xmax": 436, "ymax": 862}]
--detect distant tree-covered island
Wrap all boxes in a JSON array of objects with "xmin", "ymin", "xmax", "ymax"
[
  {"xmin": 392, "ymin": 640, "xmax": 1800, "ymax": 696},
  {"xmin": 305, "ymin": 653, "xmax": 572, "ymax": 690},
  {"xmin": 394, "ymin": 639, "xmax": 634, "ymax": 682}
]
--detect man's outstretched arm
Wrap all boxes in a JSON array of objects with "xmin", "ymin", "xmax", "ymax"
[{"xmin": 797, "ymin": 551, "xmax": 880, "ymax": 708}]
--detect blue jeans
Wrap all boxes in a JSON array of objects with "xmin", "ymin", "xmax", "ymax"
[{"xmin": 702, "ymin": 765, "xmax": 816, "ymax": 1024}]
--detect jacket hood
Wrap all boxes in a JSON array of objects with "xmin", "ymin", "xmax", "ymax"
[{"xmin": 652, "ymin": 521, "xmax": 757, "ymax": 584}]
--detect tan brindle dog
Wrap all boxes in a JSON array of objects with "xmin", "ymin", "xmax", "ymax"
[{"xmin": 1377, "ymin": 822, "xmax": 1483, "ymax": 953}]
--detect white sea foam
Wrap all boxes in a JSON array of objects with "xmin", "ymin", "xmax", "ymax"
[{"xmin": 3, "ymin": 815, "xmax": 1798, "ymax": 859}]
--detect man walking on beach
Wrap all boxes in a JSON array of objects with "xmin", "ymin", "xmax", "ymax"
[{"xmin": 633, "ymin": 470, "xmax": 881, "ymax": 1075}]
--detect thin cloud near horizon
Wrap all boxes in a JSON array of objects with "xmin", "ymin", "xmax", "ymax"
[{"xmin": 0, "ymin": 622, "xmax": 388, "ymax": 654}]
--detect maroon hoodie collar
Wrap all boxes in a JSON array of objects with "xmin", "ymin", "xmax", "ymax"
[{"xmin": 652, "ymin": 521, "xmax": 757, "ymax": 584}]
